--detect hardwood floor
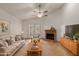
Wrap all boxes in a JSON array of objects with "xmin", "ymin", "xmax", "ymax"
[{"xmin": 14, "ymin": 39, "xmax": 74, "ymax": 56}]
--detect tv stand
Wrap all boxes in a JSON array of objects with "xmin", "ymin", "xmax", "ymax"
[{"xmin": 60, "ymin": 37, "xmax": 79, "ymax": 55}]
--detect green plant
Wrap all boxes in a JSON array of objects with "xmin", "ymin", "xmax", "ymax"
[{"xmin": 74, "ymin": 33, "xmax": 79, "ymax": 40}]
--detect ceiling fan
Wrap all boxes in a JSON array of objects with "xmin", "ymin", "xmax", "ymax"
[{"xmin": 33, "ymin": 4, "xmax": 48, "ymax": 18}]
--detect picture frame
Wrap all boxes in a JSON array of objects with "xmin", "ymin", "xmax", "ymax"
[{"xmin": 0, "ymin": 20, "xmax": 10, "ymax": 36}]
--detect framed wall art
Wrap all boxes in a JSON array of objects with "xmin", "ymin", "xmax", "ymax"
[{"xmin": 0, "ymin": 20, "xmax": 10, "ymax": 36}]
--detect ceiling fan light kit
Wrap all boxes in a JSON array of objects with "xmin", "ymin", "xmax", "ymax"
[
  {"xmin": 32, "ymin": 4, "xmax": 48, "ymax": 18},
  {"xmin": 37, "ymin": 12, "xmax": 43, "ymax": 18}
]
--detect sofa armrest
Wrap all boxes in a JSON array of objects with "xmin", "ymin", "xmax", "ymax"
[{"xmin": 0, "ymin": 47, "xmax": 7, "ymax": 56}]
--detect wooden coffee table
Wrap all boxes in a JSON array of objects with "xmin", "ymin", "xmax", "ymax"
[{"xmin": 27, "ymin": 42, "xmax": 42, "ymax": 56}]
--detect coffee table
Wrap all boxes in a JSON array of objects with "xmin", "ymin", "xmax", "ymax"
[{"xmin": 27, "ymin": 42, "xmax": 42, "ymax": 56}]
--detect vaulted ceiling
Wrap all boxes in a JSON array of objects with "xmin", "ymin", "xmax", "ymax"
[{"xmin": 0, "ymin": 3, "xmax": 64, "ymax": 20}]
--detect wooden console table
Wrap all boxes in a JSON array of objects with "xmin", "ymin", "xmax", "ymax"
[{"xmin": 60, "ymin": 37, "xmax": 79, "ymax": 55}]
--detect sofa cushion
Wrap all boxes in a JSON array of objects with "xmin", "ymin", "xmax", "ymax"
[
  {"xmin": 0, "ymin": 47, "xmax": 7, "ymax": 55},
  {"xmin": 0, "ymin": 40, "xmax": 8, "ymax": 47},
  {"xmin": 6, "ymin": 40, "xmax": 25, "ymax": 55},
  {"xmin": 6, "ymin": 45, "xmax": 17, "ymax": 55},
  {"xmin": 0, "ymin": 47, "xmax": 6, "ymax": 53},
  {"xmin": 11, "ymin": 37, "xmax": 15, "ymax": 43},
  {"xmin": 5, "ymin": 40, "xmax": 12, "ymax": 46},
  {"xmin": 5, "ymin": 36, "xmax": 15, "ymax": 46},
  {"xmin": 10, "ymin": 36, "xmax": 15, "ymax": 43},
  {"xmin": 0, "ymin": 42, "xmax": 4, "ymax": 47},
  {"xmin": 15, "ymin": 36, "xmax": 19, "ymax": 41}
]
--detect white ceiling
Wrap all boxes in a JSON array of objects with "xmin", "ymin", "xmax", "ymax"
[{"xmin": 0, "ymin": 3, "xmax": 64, "ymax": 20}]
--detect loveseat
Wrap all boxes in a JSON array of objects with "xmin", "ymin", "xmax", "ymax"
[{"xmin": 0, "ymin": 35, "xmax": 25, "ymax": 56}]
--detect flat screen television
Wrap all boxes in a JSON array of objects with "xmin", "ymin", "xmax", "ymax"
[{"xmin": 65, "ymin": 24, "xmax": 79, "ymax": 38}]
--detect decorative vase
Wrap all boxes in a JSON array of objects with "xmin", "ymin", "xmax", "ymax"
[
  {"xmin": 33, "ymin": 39, "xmax": 37, "ymax": 45},
  {"xmin": 74, "ymin": 39, "xmax": 77, "ymax": 42}
]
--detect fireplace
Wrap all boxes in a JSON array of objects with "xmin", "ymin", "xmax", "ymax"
[
  {"xmin": 45, "ymin": 27, "xmax": 56, "ymax": 40},
  {"xmin": 46, "ymin": 34, "xmax": 54, "ymax": 39}
]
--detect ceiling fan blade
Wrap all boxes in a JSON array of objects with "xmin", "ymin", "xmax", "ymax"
[
  {"xmin": 44, "ymin": 10, "xmax": 48, "ymax": 13},
  {"xmin": 44, "ymin": 15, "xmax": 48, "ymax": 16}
]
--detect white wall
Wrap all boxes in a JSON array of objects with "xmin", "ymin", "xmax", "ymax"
[
  {"xmin": 63, "ymin": 4, "xmax": 79, "ymax": 25},
  {"xmin": 61, "ymin": 4, "xmax": 79, "ymax": 37},
  {"xmin": 22, "ymin": 3, "xmax": 79, "ymax": 41},
  {"xmin": 0, "ymin": 9, "xmax": 22, "ymax": 37}
]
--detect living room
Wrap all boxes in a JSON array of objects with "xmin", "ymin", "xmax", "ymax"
[{"xmin": 0, "ymin": 3, "xmax": 79, "ymax": 56}]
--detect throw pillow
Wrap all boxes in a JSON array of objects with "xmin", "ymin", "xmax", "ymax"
[
  {"xmin": 5, "ymin": 39, "xmax": 13, "ymax": 46},
  {"xmin": 5, "ymin": 40, "xmax": 11, "ymax": 45},
  {"xmin": 15, "ymin": 36, "xmax": 18, "ymax": 41},
  {"xmin": 0, "ymin": 40, "xmax": 8, "ymax": 47},
  {"xmin": 15, "ymin": 35, "xmax": 21, "ymax": 41},
  {"xmin": 11, "ymin": 37, "xmax": 15, "ymax": 43}
]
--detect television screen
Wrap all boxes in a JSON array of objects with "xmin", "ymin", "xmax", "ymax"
[{"xmin": 65, "ymin": 24, "xmax": 79, "ymax": 38}]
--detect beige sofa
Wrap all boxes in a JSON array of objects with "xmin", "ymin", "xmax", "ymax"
[{"xmin": 0, "ymin": 35, "xmax": 25, "ymax": 56}]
